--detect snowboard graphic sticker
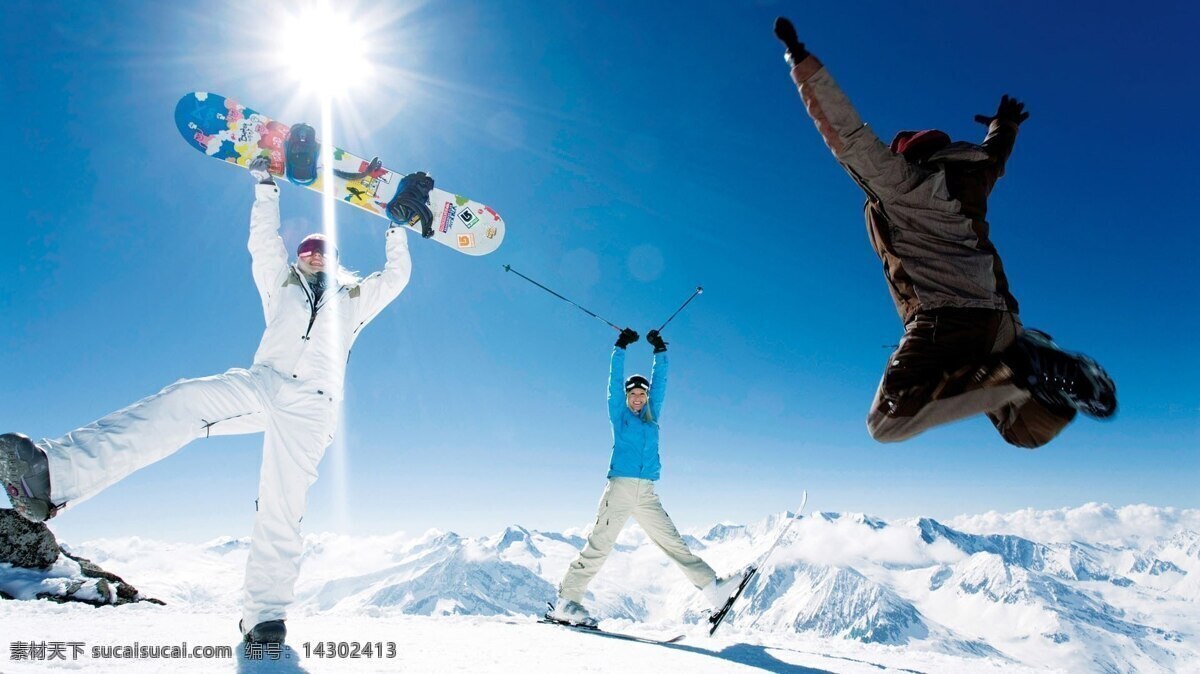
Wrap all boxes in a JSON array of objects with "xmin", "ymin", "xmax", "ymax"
[{"xmin": 175, "ymin": 92, "xmax": 505, "ymax": 256}]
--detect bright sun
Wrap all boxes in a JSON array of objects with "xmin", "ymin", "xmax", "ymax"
[{"xmin": 277, "ymin": 3, "xmax": 376, "ymax": 98}]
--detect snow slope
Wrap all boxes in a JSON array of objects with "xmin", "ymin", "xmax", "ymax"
[{"xmin": 1, "ymin": 503, "xmax": 1196, "ymax": 673}]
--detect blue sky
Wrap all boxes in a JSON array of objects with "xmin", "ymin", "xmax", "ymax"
[{"xmin": 2, "ymin": 0, "xmax": 1196, "ymax": 544}]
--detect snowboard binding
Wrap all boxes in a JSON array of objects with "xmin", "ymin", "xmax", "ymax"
[
  {"xmin": 285, "ymin": 123, "xmax": 319, "ymax": 186},
  {"xmin": 386, "ymin": 171, "xmax": 436, "ymax": 238}
]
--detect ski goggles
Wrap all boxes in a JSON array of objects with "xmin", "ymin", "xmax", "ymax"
[
  {"xmin": 297, "ymin": 238, "xmax": 336, "ymax": 258},
  {"xmin": 624, "ymin": 375, "xmax": 650, "ymax": 392}
]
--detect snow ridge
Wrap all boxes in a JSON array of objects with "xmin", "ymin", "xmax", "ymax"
[{"xmin": 3, "ymin": 503, "xmax": 1196, "ymax": 673}]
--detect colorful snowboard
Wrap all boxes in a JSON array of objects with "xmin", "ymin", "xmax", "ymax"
[{"xmin": 174, "ymin": 92, "xmax": 505, "ymax": 256}]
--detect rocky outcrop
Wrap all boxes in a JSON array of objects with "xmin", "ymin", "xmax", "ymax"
[
  {"xmin": 0, "ymin": 508, "xmax": 163, "ymax": 606},
  {"xmin": 0, "ymin": 509, "xmax": 60, "ymax": 568}
]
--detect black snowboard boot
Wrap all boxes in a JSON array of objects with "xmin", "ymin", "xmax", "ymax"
[
  {"xmin": 386, "ymin": 171, "xmax": 436, "ymax": 238},
  {"xmin": 241, "ymin": 619, "xmax": 287, "ymax": 645},
  {"xmin": 285, "ymin": 123, "xmax": 319, "ymax": 186},
  {"xmin": 1013, "ymin": 330, "xmax": 1117, "ymax": 419},
  {"xmin": 0, "ymin": 433, "xmax": 60, "ymax": 522}
]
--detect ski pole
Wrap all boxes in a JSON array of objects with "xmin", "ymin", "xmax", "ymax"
[
  {"xmin": 503, "ymin": 265, "xmax": 622, "ymax": 331},
  {"xmin": 655, "ymin": 286, "xmax": 703, "ymax": 332}
]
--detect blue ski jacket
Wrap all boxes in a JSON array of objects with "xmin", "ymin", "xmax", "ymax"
[{"xmin": 606, "ymin": 347, "xmax": 667, "ymax": 481}]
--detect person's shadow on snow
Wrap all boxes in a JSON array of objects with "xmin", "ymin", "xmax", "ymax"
[{"xmin": 235, "ymin": 642, "xmax": 310, "ymax": 673}]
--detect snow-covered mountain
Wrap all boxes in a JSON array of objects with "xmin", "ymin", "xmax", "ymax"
[{"xmin": 2, "ymin": 503, "xmax": 1197, "ymax": 673}]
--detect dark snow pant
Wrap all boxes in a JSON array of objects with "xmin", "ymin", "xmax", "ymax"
[{"xmin": 867, "ymin": 309, "xmax": 1074, "ymax": 448}]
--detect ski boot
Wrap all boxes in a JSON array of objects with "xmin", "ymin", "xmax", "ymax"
[
  {"xmin": 0, "ymin": 433, "xmax": 61, "ymax": 523},
  {"xmin": 284, "ymin": 123, "xmax": 319, "ymax": 186},
  {"xmin": 547, "ymin": 597, "xmax": 597, "ymax": 628},
  {"xmin": 241, "ymin": 619, "xmax": 287, "ymax": 645},
  {"xmin": 386, "ymin": 171, "xmax": 436, "ymax": 238},
  {"xmin": 703, "ymin": 568, "xmax": 753, "ymax": 611},
  {"xmin": 706, "ymin": 567, "xmax": 758, "ymax": 635},
  {"xmin": 1014, "ymin": 329, "xmax": 1117, "ymax": 419}
]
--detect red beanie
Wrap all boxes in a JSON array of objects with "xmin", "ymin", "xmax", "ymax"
[{"xmin": 889, "ymin": 130, "xmax": 951, "ymax": 161}]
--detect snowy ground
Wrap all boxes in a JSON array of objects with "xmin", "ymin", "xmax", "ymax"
[
  {"xmin": 3, "ymin": 503, "xmax": 1196, "ymax": 673},
  {"xmin": 0, "ymin": 603, "xmax": 1045, "ymax": 674}
]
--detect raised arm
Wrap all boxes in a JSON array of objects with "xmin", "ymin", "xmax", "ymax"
[
  {"xmin": 645, "ymin": 329, "xmax": 669, "ymax": 419},
  {"xmin": 774, "ymin": 18, "xmax": 919, "ymax": 205},
  {"xmin": 609, "ymin": 328, "xmax": 639, "ymax": 422},
  {"xmin": 608, "ymin": 346, "xmax": 627, "ymax": 422},
  {"xmin": 973, "ymin": 94, "xmax": 1028, "ymax": 193},
  {"xmin": 247, "ymin": 179, "xmax": 289, "ymax": 315},
  {"xmin": 349, "ymin": 226, "xmax": 412, "ymax": 328},
  {"xmin": 648, "ymin": 352, "xmax": 668, "ymax": 420}
]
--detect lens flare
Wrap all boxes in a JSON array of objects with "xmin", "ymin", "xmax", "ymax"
[{"xmin": 277, "ymin": 3, "xmax": 375, "ymax": 98}]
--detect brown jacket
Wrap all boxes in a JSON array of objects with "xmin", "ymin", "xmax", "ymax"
[{"xmin": 789, "ymin": 56, "xmax": 1019, "ymax": 324}]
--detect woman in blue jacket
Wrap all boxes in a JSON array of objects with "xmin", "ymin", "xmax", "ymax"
[{"xmin": 550, "ymin": 328, "xmax": 741, "ymax": 626}]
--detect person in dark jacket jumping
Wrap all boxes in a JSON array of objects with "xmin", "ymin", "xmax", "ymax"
[{"xmin": 772, "ymin": 17, "xmax": 1116, "ymax": 448}]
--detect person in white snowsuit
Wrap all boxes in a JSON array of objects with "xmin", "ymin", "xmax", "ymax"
[
  {"xmin": 0, "ymin": 159, "xmax": 426, "ymax": 644},
  {"xmin": 549, "ymin": 328, "xmax": 746, "ymax": 627}
]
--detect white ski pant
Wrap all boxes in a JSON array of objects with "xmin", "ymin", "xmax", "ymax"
[
  {"xmin": 559, "ymin": 478, "xmax": 716, "ymax": 603},
  {"xmin": 38, "ymin": 364, "xmax": 337, "ymax": 629}
]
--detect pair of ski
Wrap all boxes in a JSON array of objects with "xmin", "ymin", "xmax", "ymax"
[{"xmin": 540, "ymin": 491, "xmax": 808, "ymax": 644}]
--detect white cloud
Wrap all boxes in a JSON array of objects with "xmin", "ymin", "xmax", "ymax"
[
  {"xmin": 773, "ymin": 516, "xmax": 966, "ymax": 569},
  {"xmin": 948, "ymin": 503, "xmax": 1200, "ymax": 545}
]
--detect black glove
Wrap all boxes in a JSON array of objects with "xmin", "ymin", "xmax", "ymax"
[
  {"xmin": 247, "ymin": 156, "xmax": 275, "ymax": 185},
  {"xmin": 974, "ymin": 94, "xmax": 1030, "ymax": 128},
  {"xmin": 615, "ymin": 328, "xmax": 639, "ymax": 349},
  {"xmin": 646, "ymin": 329, "xmax": 668, "ymax": 353},
  {"xmin": 773, "ymin": 17, "xmax": 810, "ymax": 65},
  {"xmin": 387, "ymin": 171, "xmax": 436, "ymax": 238}
]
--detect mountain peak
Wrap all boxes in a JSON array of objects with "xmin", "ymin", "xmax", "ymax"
[
  {"xmin": 494, "ymin": 525, "xmax": 540, "ymax": 557},
  {"xmin": 702, "ymin": 522, "xmax": 747, "ymax": 542}
]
